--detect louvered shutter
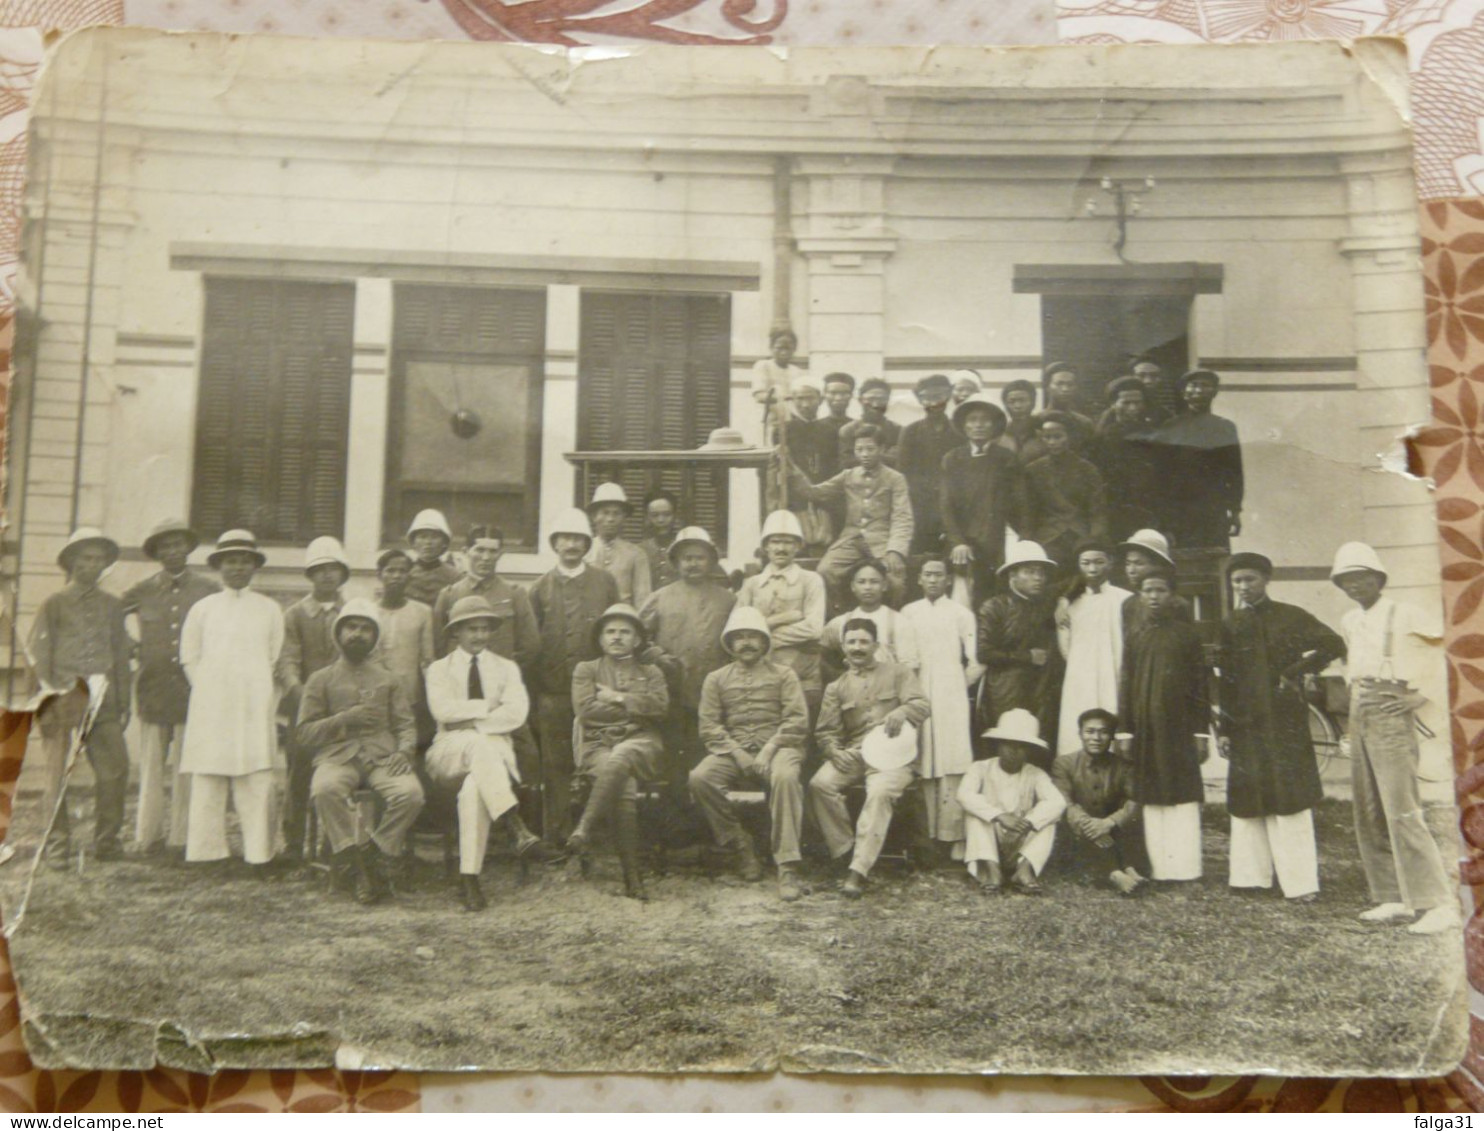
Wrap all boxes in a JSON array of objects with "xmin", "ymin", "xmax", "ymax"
[
  {"xmin": 192, "ymin": 277, "xmax": 354, "ymax": 544},
  {"xmin": 578, "ymin": 291, "xmax": 731, "ymax": 543}
]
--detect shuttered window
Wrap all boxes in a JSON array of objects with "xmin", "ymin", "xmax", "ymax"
[
  {"xmin": 386, "ymin": 284, "xmax": 546, "ymax": 549},
  {"xmin": 578, "ymin": 291, "xmax": 731, "ymax": 542},
  {"xmin": 191, "ymin": 277, "xmax": 354, "ymax": 544}
]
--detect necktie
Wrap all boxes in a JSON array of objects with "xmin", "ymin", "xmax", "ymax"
[{"xmin": 468, "ymin": 654, "xmax": 484, "ymax": 699}]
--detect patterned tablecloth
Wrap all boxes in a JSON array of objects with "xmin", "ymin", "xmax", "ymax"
[{"xmin": 2, "ymin": 0, "xmax": 1484, "ymax": 1113}]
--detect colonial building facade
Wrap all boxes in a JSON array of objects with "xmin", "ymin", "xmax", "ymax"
[{"xmin": 5, "ymin": 34, "xmax": 1430, "ymax": 689}]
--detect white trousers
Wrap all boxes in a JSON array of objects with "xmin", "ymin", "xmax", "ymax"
[
  {"xmin": 441, "ymin": 737, "xmax": 520, "ymax": 876},
  {"xmin": 186, "ymin": 770, "xmax": 275, "ymax": 864},
  {"xmin": 135, "ymin": 722, "xmax": 191, "ymax": 849},
  {"xmin": 964, "ymin": 814, "xmax": 1056, "ymax": 877},
  {"xmin": 1144, "ymin": 802, "xmax": 1202, "ymax": 881},
  {"xmin": 1228, "ymin": 810, "xmax": 1318, "ymax": 898}
]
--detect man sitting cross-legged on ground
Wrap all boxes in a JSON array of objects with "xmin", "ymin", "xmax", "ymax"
[
  {"xmin": 1050, "ymin": 707, "xmax": 1147, "ymax": 895},
  {"xmin": 958, "ymin": 708, "xmax": 1066, "ymax": 895},
  {"xmin": 297, "ymin": 599, "xmax": 426, "ymax": 905},
  {"xmin": 424, "ymin": 596, "xmax": 550, "ymax": 913},
  {"xmin": 567, "ymin": 604, "xmax": 671, "ymax": 900},
  {"xmin": 688, "ymin": 606, "xmax": 811, "ymax": 901},
  {"xmin": 809, "ymin": 617, "xmax": 930, "ymax": 899}
]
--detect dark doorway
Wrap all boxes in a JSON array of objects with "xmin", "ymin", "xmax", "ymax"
[{"xmin": 1040, "ymin": 292, "xmax": 1191, "ymax": 413}]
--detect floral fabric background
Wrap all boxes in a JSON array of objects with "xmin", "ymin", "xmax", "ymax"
[{"xmin": 0, "ymin": 0, "xmax": 1482, "ymax": 1113}]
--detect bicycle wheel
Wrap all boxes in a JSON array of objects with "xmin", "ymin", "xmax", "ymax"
[{"xmin": 1307, "ymin": 703, "xmax": 1343, "ymax": 777}]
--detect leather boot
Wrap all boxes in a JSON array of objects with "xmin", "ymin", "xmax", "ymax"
[
  {"xmin": 363, "ymin": 843, "xmax": 392, "ymax": 901},
  {"xmin": 508, "ymin": 813, "xmax": 559, "ymax": 863},
  {"xmin": 351, "ymin": 847, "xmax": 377, "ymax": 906},
  {"xmin": 733, "ymin": 836, "xmax": 764, "ymax": 882},
  {"xmin": 777, "ymin": 863, "xmax": 804, "ymax": 902},
  {"xmin": 615, "ymin": 804, "xmax": 647, "ymax": 901},
  {"xmin": 459, "ymin": 874, "xmax": 487, "ymax": 912},
  {"xmin": 571, "ymin": 760, "xmax": 629, "ymax": 849},
  {"xmin": 331, "ymin": 847, "xmax": 361, "ymax": 895}
]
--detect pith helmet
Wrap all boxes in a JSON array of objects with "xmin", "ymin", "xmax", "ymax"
[
  {"xmin": 548, "ymin": 507, "xmax": 594, "ymax": 549},
  {"xmin": 57, "ymin": 527, "xmax": 120, "ymax": 572},
  {"xmin": 142, "ymin": 518, "xmax": 199, "ymax": 561},
  {"xmin": 952, "ymin": 394, "xmax": 1008, "ymax": 436},
  {"xmin": 1330, "ymin": 542, "xmax": 1388, "ymax": 586},
  {"xmin": 982, "ymin": 707, "xmax": 1049, "ymax": 751},
  {"xmin": 446, "ymin": 595, "xmax": 511, "ymax": 633},
  {"xmin": 759, "ymin": 509, "xmax": 805, "ymax": 545},
  {"xmin": 997, "ymin": 540, "xmax": 1057, "ymax": 575},
  {"xmin": 304, "ymin": 535, "xmax": 351, "ymax": 579},
  {"xmin": 587, "ymin": 482, "xmax": 632, "ymax": 516},
  {"xmin": 592, "ymin": 603, "xmax": 647, "ymax": 650},
  {"xmin": 406, "ymin": 509, "xmax": 453, "ymax": 542},
  {"xmin": 207, "ymin": 529, "xmax": 266, "ymax": 569},
  {"xmin": 334, "ymin": 598, "xmax": 383, "ymax": 640},
  {"xmin": 668, "ymin": 525, "xmax": 719, "ymax": 565},
  {"xmin": 1119, "ymin": 529, "xmax": 1175, "ymax": 568},
  {"xmin": 721, "ymin": 604, "xmax": 773, "ymax": 655}
]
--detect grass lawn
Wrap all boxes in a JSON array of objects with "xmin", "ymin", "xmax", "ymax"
[{"xmin": 0, "ymin": 797, "xmax": 1466, "ymax": 1076}]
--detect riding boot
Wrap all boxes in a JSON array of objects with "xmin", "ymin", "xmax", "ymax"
[{"xmin": 615, "ymin": 800, "xmax": 646, "ymax": 901}]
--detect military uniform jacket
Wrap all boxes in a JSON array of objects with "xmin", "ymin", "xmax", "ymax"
[{"xmin": 122, "ymin": 568, "xmax": 220, "ymax": 725}]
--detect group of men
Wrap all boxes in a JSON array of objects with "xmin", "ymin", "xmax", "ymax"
[{"xmin": 27, "ymin": 442, "xmax": 1457, "ymax": 933}]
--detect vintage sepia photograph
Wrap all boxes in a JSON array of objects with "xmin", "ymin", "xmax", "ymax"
[{"xmin": 0, "ymin": 29, "xmax": 1465, "ymax": 1076}]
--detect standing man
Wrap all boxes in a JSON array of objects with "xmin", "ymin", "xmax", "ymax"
[
  {"xmin": 431, "ymin": 524, "xmax": 539, "ymax": 664},
  {"xmin": 567, "ymin": 604, "xmax": 671, "ymax": 900},
  {"xmin": 1040, "ymin": 363, "xmax": 1095, "ymax": 452},
  {"xmin": 179, "ymin": 531, "xmax": 284, "ymax": 874},
  {"xmin": 639, "ymin": 526, "xmax": 736, "ymax": 782},
  {"xmin": 1119, "ymin": 529, "xmax": 1191, "ymax": 635},
  {"xmin": 958, "ymin": 709, "xmax": 1066, "ymax": 894},
  {"xmin": 298, "ymin": 599, "xmax": 425, "ymax": 905},
  {"xmin": 1091, "ymin": 377, "xmax": 1159, "ymax": 541},
  {"xmin": 639, "ymin": 490, "xmax": 682, "ymax": 592},
  {"xmin": 1132, "ymin": 357, "xmax": 1175, "ymax": 425},
  {"xmin": 1025, "ymin": 414, "xmax": 1110, "ymax": 574},
  {"xmin": 529, "ymin": 508, "xmax": 620, "ymax": 844},
  {"xmin": 903, "ymin": 558, "xmax": 984, "ymax": 859},
  {"xmin": 1219, "ymin": 552, "xmax": 1344, "ymax": 903},
  {"xmin": 941, "ymin": 395, "xmax": 1024, "ymax": 606},
  {"xmin": 750, "ymin": 327, "xmax": 807, "ymax": 442},
  {"xmin": 277, "ymin": 535, "xmax": 350, "ymax": 863},
  {"xmin": 809, "ymin": 618, "xmax": 930, "ymax": 899},
  {"xmin": 425, "ymin": 596, "xmax": 545, "ymax": 912},
  {"xmin": 371, "ymin": 548, "xmax": 436, "ymax": 746},
  {"xmin": 29, "ymin": 527, "xmax": 132, "ymax": 866},
  {"xmin": 1148, "ymin": 369, "xmax": 1244, "ymax": 551},
  {"xmin": 404, "ymin": 509, "xmax": 461, "ymax": 607},
  {"xmin": 1332, "ymin": 542, "xmax": 1457, "ymax": 935},
  {"xmin": 123, "ymin": 518, "xmax": 218, "ymax": 856},
  {"xmin": 735, "ymin": 510, "xmax": 828, "ymax": 721},
  {"xmin": 949, "ymin": 369, "xmax": 982, "ymax": 410},
  {"xmin": 837, "ymin": 378, "xmax": 902, "ymax": 469},
  {"xmin": 586, "ymin": 482, "xmax": 652, "ymax": 608},
  {"xmin": 786, "ymin": 425, "xmax": 913, "ymax": 611},
  {"xmin": 687, "ymin": 606, "xmax": 810, "ymax": 899},
  {"xmin": 997, "ymin": 380, "xmax": 1046, "ymax": 466},
  {"xmin": 1054, "ymin": 541, "xmax": 1130, "ymax": 757},
  {"xmin": 977, "ymin": 540, "xmax": 1064, "ymax": 756},
  {"xmin": 1051, "ymin": 708, "xmax": 1147, "ymax": 894},
  {"xmin": 897, "ymin": 374, "xmax": 964, "ymax": 558},
  {"xmin": 820, "ymin": 558, "xmax": 920, "ymax": 681},
  {"xmin": 783, "ymin": 379, "xmax": 835, "ymax": 556},
  {"xmin": 812, "ymin": 372, "xmax": 857, "ymax": 537}
]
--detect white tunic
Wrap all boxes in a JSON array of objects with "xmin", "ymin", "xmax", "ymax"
[
  {"xmin": 822, "ymin": 605, "xmax": 920, "ymax": 671},
  {"xmin": 902, "ymin": 595, "xmax": 984, "ymax": 779},
  {"xmin": 1055, "ymin": 583, "xmax": 1130, "ymax": 755},
  {"xmin": 179, "ymin": 587, "xmax": 285, "ymax": 777}
]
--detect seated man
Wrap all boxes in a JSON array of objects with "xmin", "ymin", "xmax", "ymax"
[
  {"xmin": 958, "ymin": 709, "xmax": 1066, "ymax": 894},
  {"xmin": 567, "ymin": 603, "xmax": 671, "ymax": 900},
  {"xmin": 1050, "ymin": 707, "xmax": 1147, "ymax": 895},
  {"xmin": 688, "ymin": 606, "xmax": 811, "ymax": 900},
  {"xmin": 424, "ymin": 596, "xmax": 547, "ymax": 913},
  {"xmin": 808, "ymin": 618, "xmax": 930, "ymax": 899},
  {"xmin": 297, "ymin": 599, "xmax": 426, "ymax": 905}
]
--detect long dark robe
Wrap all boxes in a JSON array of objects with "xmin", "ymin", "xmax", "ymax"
[
  {"xmin": 1119, "ymin": 609, "xmax": 1209, "ymax": 807},
  {"xmin": 941, "ymin": 445, "xmax": 1026, "ymax": 606},
  {"xmin": 1121, "ymin": 590, "xmax": 1193, "ymax": 636},
  {"xmin": 1145, "ymin": 410, "xmax": 1243, "ymax": 551},
  {"xmin": 1090, "ymin": 419, "xmax": 1159, "ymax": 541},
  {"xmin": 977, "ymin": 589, "xmax": 1064, "ymax": 754},
  {"xmin": 1217, "ymin": 598, "xmax": 1344, "ymax": 818},
  {"xmin": 898, "ymin": 414, "xmax": 965, "ymax": 553}
]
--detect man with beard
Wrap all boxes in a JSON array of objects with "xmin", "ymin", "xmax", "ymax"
[{"xmin": 298, "ymin": 600, "xmax": 425, "ymax": 905}]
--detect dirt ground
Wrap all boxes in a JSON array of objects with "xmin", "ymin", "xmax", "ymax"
[{"xmin": 0, "ymin": 794, "xmax": 1466, "ymax": 1077}]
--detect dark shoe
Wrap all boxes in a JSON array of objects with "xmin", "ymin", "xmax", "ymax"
[
  {"xmin": 517, "ymin": 836, "xmax": 560, "ymax": 864},
  {"xmin": 1010, "ymin": 860, "xmax": 1043, "ymax": 895},
  {"xmin": 330, "ymin": 847, "xmax": 361, "ymax": 895},
  {"xmin": 363, "ymin": 845, "xmax": 393, "ymax": 901},
  {"xmin": 734, "ymin": 837, "xmax": 764, "ymax": 883},
  {"xmin": 975, "ymin": 862, "xmax": 1004, "ymax": 894},
  {"xmin": 459, "ymin": 874, "xmax": 487, "ymax": 912},
  {"xmin": 565, "ymin": 829, "xmax": 590, "ymax": 857},
  {"xmin": 93, "ymin": 839, "xmax": 124, "ymax": 863},
  {"xmin": 841, "ymin": 869, "xmax": 867, "ymax": 899},
  {"xmin": 778, "ymin": 864, "xmax": 804, "ymax": 902}
]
